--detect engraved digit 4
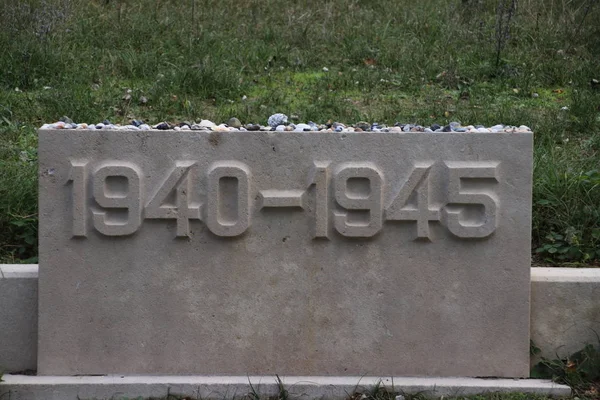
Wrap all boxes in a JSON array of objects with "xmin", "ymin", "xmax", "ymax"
[
  {"xmin": 385, "ymin": 163, "xmax": 441, "ymax": 240},
  {"xmin": 145, "ymin": 161, "xmax": 201, "ymax": 238}
]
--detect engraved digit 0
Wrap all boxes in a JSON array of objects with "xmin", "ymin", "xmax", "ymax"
[
  {"xmin": 92, "ymin": 163, "xmax": 143, "ymax": 236},
  {"xmin": 68, "ymin": 160, "xmax": 88, "ymax": 237},
  {"xmin": 333, "ymin": 163, "xmax": 383, "ymax": 237},
  {"xmin": 443, "ymin": 161, "xmax": 499, "ymax": 238},
  {"xmin": 206, "ymin": 161, "xmax": 251, "ymax": 237}
]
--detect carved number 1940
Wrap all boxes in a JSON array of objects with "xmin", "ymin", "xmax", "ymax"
[{"xmin": 68, "ymin": 160, "xmax": 499, "ymax": 240}]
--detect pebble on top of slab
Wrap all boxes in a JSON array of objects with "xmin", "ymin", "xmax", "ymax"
[{"xmin": 39, "ymin": 114, "xmax": 532, "ymax": 133}]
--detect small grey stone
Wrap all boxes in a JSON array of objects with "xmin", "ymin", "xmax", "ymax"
[
  {"xmin": 245, "ymin": 124, "xmax": 260, "ymax": 131},
  {"xmin": 59, "ymin": 116, "xmax": 73, "ymax": 124},
  {"xmin": 268, "ymin": 113, "xmax": 288, "ymax": 128},
  {"xmin": 198, "ymin": 119, "xmax": 216, "ymax": 129},
  {"xmin": 294, "ymin": 123, "xmax": 312, "ymax": 132},
  {"xmin": 355, "ymin": 121, "xmax": 370, "ymax": 131},
  {"xmin": 227, "ymin": 118, "xmax": 242, "ymax": 128}
]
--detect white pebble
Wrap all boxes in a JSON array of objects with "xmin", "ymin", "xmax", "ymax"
[{"xmin": 198, "ymin": 119, "xmax": 216, "ymax": 128}]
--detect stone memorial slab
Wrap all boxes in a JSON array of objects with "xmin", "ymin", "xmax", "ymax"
[{"xmin": 38, "ymin": 130, "xmax": 532, "ymax": 377}]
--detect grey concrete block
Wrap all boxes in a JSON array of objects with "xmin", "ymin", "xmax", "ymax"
[
  {"xmin": 0, "ymin": 375, "xmax": 571, "ymax": 400},
  {"xmin": 531, "ymin": 267, "xmax": 600, "ymax": 360},
  {"xmin": 0, "ymin": 265, "xmax": 38, "ymax": 373},
  {"xmin": 38, "ymin": 130, "xmax": 533, "ymax": 377}
]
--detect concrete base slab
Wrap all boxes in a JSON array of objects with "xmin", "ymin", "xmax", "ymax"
[
  {"xmin": 0, "ymin": 375, "xmax": 571, "ymax": 399},
  {"xmin": 531, "ymin": 267, "xmax": 600, "ymax": 361},
  {"xmin": 0, "ymin": 265, "xmax": 38, "ymax": 373}
]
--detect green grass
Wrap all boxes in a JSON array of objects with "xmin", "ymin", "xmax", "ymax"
[{"xmin": 0, "ymin": 0, "xmax": 599, "ymax": 263}]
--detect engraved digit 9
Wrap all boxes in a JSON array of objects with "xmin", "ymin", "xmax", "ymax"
[
  {"xmin": 333, "ymin": 163, "xmax": 383, "ymax": 237},
  {"xmin": 92, "ymin": 163, "xmax": 142, "ymax": 236},
  {"xmin": 206, "ymin": 161, "xmax": 251, "ymax": 237}
]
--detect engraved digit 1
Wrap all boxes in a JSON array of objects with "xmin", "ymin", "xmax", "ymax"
[
  {"xmin": 308, "ymin": 161, "xmax": 331, "ymax": 239},
  {"xmin": 206, "ymin": 161, "xmax": 251, "ymax": 237},
  {"xmin": 333, "ymin": 163, "xmax": 384, "ymax": 237},
  {"xmin": 68, "ymin": 161, "xmax": 88, "ymax": 237},
  {"xmin": 92, "ymin": 163, "xmax": 143, "ymax": 236}
]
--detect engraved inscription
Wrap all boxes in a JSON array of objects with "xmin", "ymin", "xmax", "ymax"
[
  {"xmin": 92, "ymin": 162, "xmax": 143, "ymax": 236},
  {"xmin": 386, "ymin": 163, "xmax": 441, "ymax": 240},
  {"xmin": 206, "ymin": 161, "xmax": 251, "ymax": 237},
  {"xmin": 145, "ymin": 161, "xmax": 201, "ymax": 238},
  {"xmin": 68, "ymin": 159, "xmax": 502, "ymax": 240},
  {"xmin": 333, "ymin": 163, "xmax": 383, "ymax": 237},
  {"xmin": 68, "ymin": 160, "xmax": 88, "ymax": 237},
  {"xmin": 259, "ymin": 190, "xmax": 306, "ymax": 209},
  {"xmin": 307, "ymin": 161, "xmax": 331, "ymax": 239},
  {"xmin": 443, "ymin": 161, "xmax": 500, "ymax": 238}
]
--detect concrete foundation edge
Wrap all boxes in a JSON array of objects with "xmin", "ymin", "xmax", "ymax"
[{"xmin": 0, "ymin": 375, "xmax": 572, "ymax": 399}]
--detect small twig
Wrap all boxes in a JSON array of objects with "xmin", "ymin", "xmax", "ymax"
[{"xmin": 565, "ymin": 0, "xmax": 598, "ymax": 53}]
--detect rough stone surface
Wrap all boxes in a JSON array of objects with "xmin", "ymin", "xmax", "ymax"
[
  {"xmin": 38, "ymin": 130, "xmax": 533, "ymax": 376},
  {"xmin": 0, "ymin": 265, "xmax": 38, "ymax": 373},
  {"xmin": 531, "ymin": 267, "xmax": 600, "ymax": 360},
  {"xmin": 0, "ymin": 375, "xmax": 571, "ymax": 400}
]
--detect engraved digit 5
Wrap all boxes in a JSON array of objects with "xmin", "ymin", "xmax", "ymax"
[
  {"xmin": 333, "ymin": 163, "xmax": 383, "ymax": 237},
  {"xmin": 92, "ymin": 163, "xmax": 143, "ymax": 236},
  {"xmin": 443, "ymin": 161, "xmax": 499, "ymax": 238}
]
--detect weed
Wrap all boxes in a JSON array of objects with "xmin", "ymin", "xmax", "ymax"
[
  {"xmin": 531, "ymin": 338, "xmax": 600, "ymax": 397},
  {"xmin": 494, "ymin": 0, "xmax": 518, "ymax": 69}
]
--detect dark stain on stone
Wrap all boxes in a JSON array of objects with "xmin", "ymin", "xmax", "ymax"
[{"xmin": 209, "ymin": 132, "xmax": 221, "ymax": 146}]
